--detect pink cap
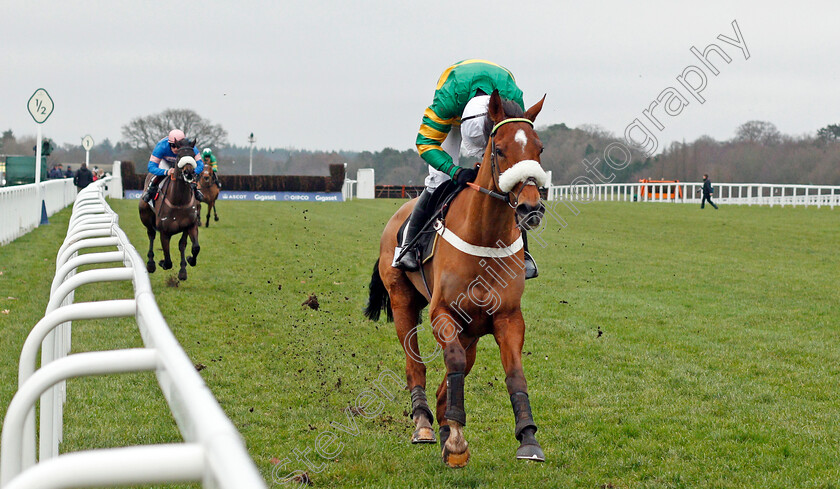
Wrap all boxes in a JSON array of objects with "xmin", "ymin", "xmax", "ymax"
[{"xmin": 168, "ymin": 129, "xmax": 186, "ymax": 143}]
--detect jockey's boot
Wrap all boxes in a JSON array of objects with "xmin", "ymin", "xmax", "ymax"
[
  {"xmin": 522, "ymin": 231, "xmax": 538, "ymax": 279},
  {"xmin": 191, "ymin": 182, "xmax": 205, "ymax": 202},
  {"xmin": 213, "ymin": 171, "xmax": 222, "ymax": 189},
  {"xmin": 394, "ymin": 188, "xmax": 433, "ymax": 271},
  {"xmin": 141, "ymin": 182, "xmax": 158, "ymax": 203},
  {"xmin": 524, "ymin": 251, "xmax": 539, "ymax": 279}
]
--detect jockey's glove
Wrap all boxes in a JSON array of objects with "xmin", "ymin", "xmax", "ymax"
[{"xmin": 454, "ymin": 167, "xmax": 478, "ymax": 186}]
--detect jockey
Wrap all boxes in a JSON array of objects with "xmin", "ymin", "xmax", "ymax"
[
  {"xmin": 141, "ymin": 129, "xmax": 205, "ymax": 203},
  {"xmin": 395, "ymin": 59, "xmax": 538, "ymax": 278},
  {"xmin": 201, "ymin": 148, "xmax": 222, "ymax": 189}
]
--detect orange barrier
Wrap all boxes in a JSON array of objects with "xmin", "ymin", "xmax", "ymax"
[{"xmin": 639, "ymin": 179, "xmax": 682, "ymax": 200}]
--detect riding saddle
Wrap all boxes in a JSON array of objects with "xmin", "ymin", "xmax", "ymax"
[
  {"xmin": 396, "ymin": 181, "xmax": 462, "ymax": 265},
  {"xmin": 142, "ymin": 174, "xmax": 194, "ymax": 215}
]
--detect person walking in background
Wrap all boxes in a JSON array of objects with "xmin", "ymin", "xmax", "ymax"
[
  {"xmin": 73, "ymin": 163, "xmax": 94, "ymax": 190},
  {"xmin": 701, "ymin": 174, "xmax": 718, "ymax": 210}
]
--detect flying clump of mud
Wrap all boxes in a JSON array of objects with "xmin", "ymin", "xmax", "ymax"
[{"xmin": 302, "ymin": 294, "xmax": 319, "ymax": 310}]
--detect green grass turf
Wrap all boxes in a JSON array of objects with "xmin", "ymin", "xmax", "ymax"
[{"xmin": 1, "ymin": 198, "xmax": 839, "ymax": 488}]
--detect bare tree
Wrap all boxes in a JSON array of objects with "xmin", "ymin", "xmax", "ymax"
[
  {"xmin": 734, "ymin": 120, "xmax": 781, "ymax": 145},
  {"xmin": 576, "ymin": 123, "xmax": 614, "ymax": 139},
  {"xmin": 121, "ymin": 109, "xmax": 228, "ymax": 154}
]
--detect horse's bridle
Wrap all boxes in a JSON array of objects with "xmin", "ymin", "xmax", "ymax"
[{"xmin": 467, "ymin": 117, "xmax": 539, "ymax": 209}]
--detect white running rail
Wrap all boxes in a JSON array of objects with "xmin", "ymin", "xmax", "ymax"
[
  {"xmin": 0, "ymin": 178, "xmax": 77, "ymax": 245},
  {"xmin": 547, "ymin": 182, "xmax": 840, "ymax": 208},
  {"xmin": 0, "ymin": 180, "xmax": 267, "ymax": 488}
]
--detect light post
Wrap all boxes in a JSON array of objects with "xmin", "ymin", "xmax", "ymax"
[{"xmin": 247, "ymin": 132, "xmax": 256, "ymax": 176}]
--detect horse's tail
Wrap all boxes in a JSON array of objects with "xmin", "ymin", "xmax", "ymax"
[{"xmin": 364, "ymin": 259, "xmax": 393, "ymax": 322}]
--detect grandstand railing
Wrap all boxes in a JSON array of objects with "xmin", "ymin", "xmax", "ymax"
[
  {"xmin": 0, "ymin": 180, "xmax": 267, "ymax": 488},
  {"xmin": 547, "ymin": 182, "xmax": 840, "ymax": 209}
]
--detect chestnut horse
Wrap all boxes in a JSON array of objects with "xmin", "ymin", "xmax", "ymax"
[
  {"xmin": 365, "ymin": 90, "xmax": 548, "ymax": 467},
  {"xmin": 196, "ymin": 166, "xmax": 220, "ymax": 227},
  {"xmin": 139, "ymin": 139, "xmax": 201, "ymax": 280}
]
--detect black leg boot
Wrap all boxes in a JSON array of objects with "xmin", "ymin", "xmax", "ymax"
[
  {"xmin": 394, "ymin": 189, "xmax": 433, "ymax": 271},
  {"xmin": 213, "ymin": 171, "xmax": 222, "ymax": 189},
  {"xmin": 511, "ymin": 392, "xmax": 544, "ymax": 461},
  {"xmin": 410, "ymin": 386, "xmax": 436, "ymax": 443}
]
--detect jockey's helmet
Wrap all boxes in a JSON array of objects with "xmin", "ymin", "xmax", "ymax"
[{"xmin": 168, "ymin": 129, "xmax": 186, "ymax": 144}]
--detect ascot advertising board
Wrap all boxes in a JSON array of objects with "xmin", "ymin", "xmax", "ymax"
[{"xmin": 124, "ymin": 190, "xmax": 344, "ymax": 202}]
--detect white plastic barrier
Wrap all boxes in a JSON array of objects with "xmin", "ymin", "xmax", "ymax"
[
  {"xmin": 357, "ymin": 168, "xmax": 375, "ymax": 199},
  {"xmin": 547, "ymin": 182, "xmax": 840, "ymax": 209},
  {"xmin": 0, "ymin": 180, "xmax": 267, "ymax": 488},
  {"xmin": 0, "ymin": 178, "xmax": 78, "ymax": 245},
  {"xmin": 108, "ymin": 160, "xmax": 123, "ymax": 199},
  {"xmin": 342, "ymin": 178, "xmax": 357, "ymax": 201}
]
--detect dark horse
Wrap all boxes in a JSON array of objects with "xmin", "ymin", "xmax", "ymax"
[
  {"xmin": 365, "ymin": 90, "xmax": 548, "ymax": 467},
  {"xmin": 139, "ymin": 139, "xmax": 201, "ymax": 280},
  {"xmin": 196, "ymin": 166, "xmax": 220, "ymax": 227}
]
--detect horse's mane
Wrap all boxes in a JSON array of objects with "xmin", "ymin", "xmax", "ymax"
[{"xmin": 482, "ymin": 99, "xmax": 526, "ymax": 139}]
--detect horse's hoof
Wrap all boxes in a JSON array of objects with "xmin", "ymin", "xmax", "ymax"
[
  {"xmin": 147, "ymin": 262, "xmax": 156, "ymax": 273},
  {"xmin": 205, "ymin": 222, "xmax": 209, "ymax": 228},
  {"xmin": 178, "ymin": 270, "xmax": 188, "ymax": 281},
  {"xmin": 442, "ymin": 446, "xmax": 470, "ymax": 468},
  {"xmin": 159, "ymin": 260, "xmax": 172, "ymax": 270},
  {"xmin": 516, "ymin": 443, "xmax": 545, "ymax": 462},
  {"xmin": 187, "ymin": 256, "xmax": 197, "ymax": 267},
  {"xmin": 411, "ymin": 427, "xmax": 436, "ymax": 444},
  {"xmin": 214, "ymin": 216, "xmax": 219, "ymax": 221}
]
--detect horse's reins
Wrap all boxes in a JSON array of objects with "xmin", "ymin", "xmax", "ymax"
[{"xmin": 466, "ymin": 117, "xmax": 537, "ymax": 209}]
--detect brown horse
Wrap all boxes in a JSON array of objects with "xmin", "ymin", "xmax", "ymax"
[
  {"xmin": 196, "ymin": 166, "xmax": 220, "ymax": 227},
  {"xmin": 365, "ymin": 90, "xmax": 548, "ymax": 467},
  {"xmin": 139, "ymin": 139, "xmax": 201, "ymax": 280}
]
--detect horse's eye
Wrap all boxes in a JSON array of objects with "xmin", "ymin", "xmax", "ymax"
[{"xmin": 495, "ymin": 147, "xmax": 504, "ymax": 157}]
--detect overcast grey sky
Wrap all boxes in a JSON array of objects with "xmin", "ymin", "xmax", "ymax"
[{"xmin": 1, "ymin": 1, "xmax": 838, "ymax": 154}]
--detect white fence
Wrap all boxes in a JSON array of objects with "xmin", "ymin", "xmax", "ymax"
[
  {"xmin": 0, "ymin": 181, "xmax": 267, "ymax": 488},
  {"xmin": 547, "ymin": 182, "xmax": 840, "ymax": 209},
  {"xmin": 0, "ymin": 178, "xmax": 77, "ymax": 245},
  {"xmin": 0, "ymin": 161, "xmax": 123, "ymax": 246}
]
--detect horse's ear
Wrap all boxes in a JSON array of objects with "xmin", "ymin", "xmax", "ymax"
[
  {"xmin": 488, "ymin": 89, "xmax": 505, "ymax": 124},
  {"xmin": 525, "ymin": 94, "xmax": 546, "ymax": 123}
]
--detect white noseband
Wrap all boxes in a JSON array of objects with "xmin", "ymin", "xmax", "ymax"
[
  {"xmin": 178, "ymin": 156, "xmax": 196, "ymax": 169},
  {"xmin": 498, "ymin": 160, "xmax": 548, "ymax": 193}
]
